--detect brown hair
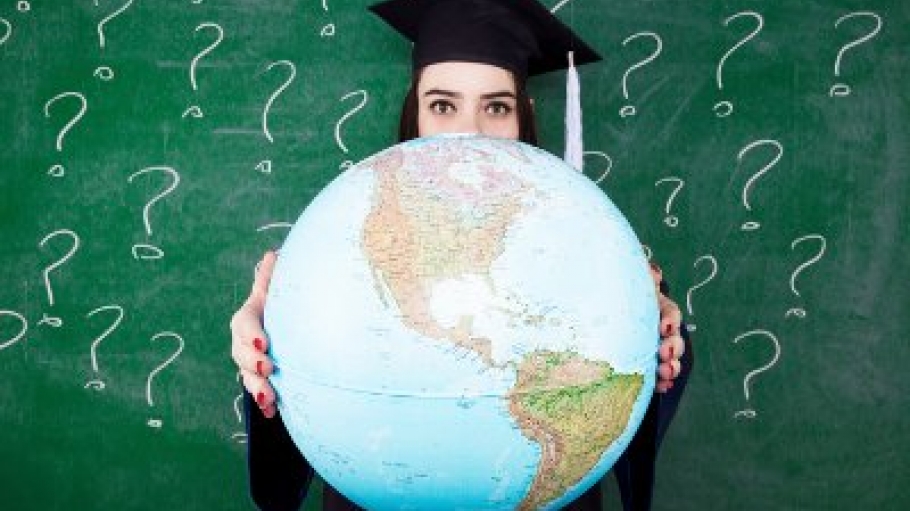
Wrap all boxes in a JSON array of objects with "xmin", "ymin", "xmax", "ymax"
[{"xmin": 397, "ymin": 68, "xmax": 538, "ymax": 146}]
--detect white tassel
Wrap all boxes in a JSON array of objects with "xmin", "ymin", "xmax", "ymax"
[{"xmin": 564, "ymin": 50, "xmax": 583, "ymax": 172}]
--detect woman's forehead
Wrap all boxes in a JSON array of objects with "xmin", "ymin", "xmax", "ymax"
[{"xmin": 417, "ymin": 62, "xmax": 517, "ymax": 93}]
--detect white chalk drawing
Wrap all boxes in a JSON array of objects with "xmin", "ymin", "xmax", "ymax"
[
  {"xmin": 84, "ymin": 305, "xmax": 125, "ymax": 390},
  {"xmin": 714, "ymin": 11, "xmax": 763, "ymax": 117},
  {"xmin": 146, "ymin": 332, "xmax": 185, "ymax": 428},
  {"xmin": 38, "ymin": 229, "xmax": 81, "ymax": 327},
  {"xmin": 127, "ymin": 166, "xmax": 181, "ymax": 260},
  {"xmin": 733, "ymin": 329, "xmax": 781, "ymax": 419},
  {"xmin": 619, "ymin": 31, "xmax": 663, "ymax": 118}
]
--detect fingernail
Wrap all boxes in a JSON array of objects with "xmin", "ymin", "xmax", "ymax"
[
  {"xmin": 253, "ymin": 337, "xmax": 264, "ymax": 352},
  {"xmin": 256, "ymin": 360, "xmax": 264, "ymax": 377},
  {"xmin": 663, "ymin": 323, "xmax": 673, "ymax": 336},
  {"xmin": 256, "ymin": 392, "xmax": 266, "ymax": 407}
]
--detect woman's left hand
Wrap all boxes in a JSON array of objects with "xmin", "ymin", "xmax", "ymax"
[{"xmin": 651, "ymin": 263, "xmax": 685, "ymax": 393}]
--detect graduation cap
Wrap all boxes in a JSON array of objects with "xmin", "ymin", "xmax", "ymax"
[
  {"xmin": 369, "ymin": 0, "xmax": 602, "ymax": 169},
  {"xmin": 369, "ymin": 0, "xmax": 601, "ymax": 78}
]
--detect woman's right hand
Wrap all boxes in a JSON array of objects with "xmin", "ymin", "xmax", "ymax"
[{"xmin": 230, "ymin": 250, "xmax": 278, "ymax": 419}]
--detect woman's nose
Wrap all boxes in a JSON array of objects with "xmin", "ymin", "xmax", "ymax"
[{"xmin": 455, "ymin": 111, "xmax": 482, "ymax": 134}]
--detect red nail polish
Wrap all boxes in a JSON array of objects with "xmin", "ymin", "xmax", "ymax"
[
  {"xmin": 256, "ymin": 360, "xmax": 264, "ymax": 377},
  {"xmin": 256, "ymin": 392, "xmax": 266, "ymax": 407},
  {"xmin": 253, "ymin": 337, "xmax": 264, "ymax": 352}
]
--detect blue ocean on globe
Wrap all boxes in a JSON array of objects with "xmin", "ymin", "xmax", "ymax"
[{"xmin": 265, "ymin": 134, "xmax": 658, "ymax": 510}]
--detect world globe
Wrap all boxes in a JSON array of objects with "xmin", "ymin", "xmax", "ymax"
[{"xmin": 265, "ymin": 134, "xmax": 658, "ymax": 510}]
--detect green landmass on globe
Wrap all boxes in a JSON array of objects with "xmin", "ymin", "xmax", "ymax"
[{"xmin": 510, "ymin": 350, "xmax": 643, "ymax": 510}]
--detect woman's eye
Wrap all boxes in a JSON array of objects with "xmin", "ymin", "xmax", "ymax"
[
  {"xmin": 486, "ymin": 101, "xmax": 514, "ymax": 116},
  {"xmin": 429, "ymin": 100, "xmax": 455, "ymax": 115}
]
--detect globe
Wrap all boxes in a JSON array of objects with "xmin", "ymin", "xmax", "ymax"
[{"xmin": 265, "ymin": 134, "xmax": 658, "ymax": 510}]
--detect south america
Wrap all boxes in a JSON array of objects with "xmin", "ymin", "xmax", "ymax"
[{"xmin": 508, "ymin": 350, "xmax": 644, "ymax": 510}]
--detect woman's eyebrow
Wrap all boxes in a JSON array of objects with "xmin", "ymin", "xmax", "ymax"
[
  {"xmin": 480, "ymin": 91, "xmax": 516, "ymax": 100},
  {"xmin": 422, "ymin": 89, "xmax": 516, "ymax": 100},
  {"xmin": 423, "ymin": 88, "xmax": 461, "ymax": 98}
]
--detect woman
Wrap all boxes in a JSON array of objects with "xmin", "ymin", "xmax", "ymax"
[{"xmin": 230, "ymin": 0, "xmax": 692, "ymax": 509}]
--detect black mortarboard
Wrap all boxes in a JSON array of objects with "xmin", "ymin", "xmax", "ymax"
[{"xmin": 369, "ymin": 0, "xmax": 602, "ymax": 78}]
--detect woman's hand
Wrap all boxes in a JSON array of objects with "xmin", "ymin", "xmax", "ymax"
[
  {"xmin": 230, "ymin": 251, "xmax": 279, "ymax": 418},
  {"xmin": 651, "ymin": 263, "xmax": 685, "ymax": 393}
]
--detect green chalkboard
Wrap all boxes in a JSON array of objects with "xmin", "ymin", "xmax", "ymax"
[{"xmin": 1, "ymin": 1, "xmax": 907, "ymax": 510}]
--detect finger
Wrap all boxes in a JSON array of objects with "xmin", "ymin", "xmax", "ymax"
[
  {"xmin": 655, "ymin": 356, "xmax": 676, "ymax": 393},
  {"xmin": 649, "ymin": 262, "xmax": 663, "ymax": 288},
  {"xmin": 230, "ymin": 304, "xmax": 270, "ymax": 357},
  {"xmin": 230, "ymin": 275, "xmax": 270, "ymax": 343},
  {"xmin": 658, "ymin": 334, "xmax": 685, "ymax": 363},
  {"xmin": 247, "ymin": 251, "xmax": 278, "ymax": 315},
  {"xmin": 246, "ymin": 369, "xmax": 277, "ymax": 419},
  {"xmin": 241, "ymin": 369, "xmax": 276, "ymax": 409},
  {"xmin": 658, "ymin": 295, "xmax": 683, "ymax": 338},
  {"xmin": 657, "ymin": 361, "xmax": 673, "ymax": 381},
  {"xmin": 232, "ymin": 332, "xmax": 274, "ymax": 375},
  {"xmin": 657, "ymin": 359, "xmax": 681, "ymax": 381}
]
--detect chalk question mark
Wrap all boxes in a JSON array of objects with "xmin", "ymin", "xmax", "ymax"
[
  {"xmin": 255, "ymin": 60, "xmax": 297, "ymax": 174},
  {"xmin": 94, "ymin": 0, "xmax": 134, "ymax": 80},
  {"xmin": 786, "ymin": 234, "xmax": 827, "ymax": 318},
  {"xmin": 684, "ymin": 255, "xmax": 718, "ymax": 332},
  {"xmin": 335, "ymin": 89, "xmax": 369, "ymax": 170},
  {"xmin": 96, "ymin": 0, "xmax": 134, "ymax": 50},
  {"xmin": 830, "ymin": 12, "xmax": 882, "ymax": 97},
  {"xmin": 0, "ymin": 310, "xmax": 28, "ymax": 352},
  {"xmin": 38, "ymin": 229, "xmax": 81, "ymax": 327},
  {"xmin": 44, "ymin": 92, "xmax": 87, "ymax": 178},
  {"xmin": 736, "ymin": 139, "xmax": 783, "ymax": 231},
  {"xmin": 714, "ymin": 11, "xmax": 764, "ymax": 117},
  {"xmin": 232, "ymin": 394, "xmax": 247, "ymax": 443},
  {"xmin": 732, "ymin": 329, "xmax": 781, "ymax": 419},
  {"xmin": 260, "ymin": 60, "xmax": 297, "ymax": 144},
  {"xmin": 183, "ymin": 22, "xmax": 224, "ymax": 118},
  {"xmin": 583, "ymin": 150, "xmax": 612, "ymax": 185},
  {"xmin": 654, "ymin": 176, "xmax": 684, "ymax": 228},
  {"xmin": 146, "ymin": 331, "xmax": 185, "ymax": 428},
  {"xmin": 84, "ymin": 304, "xmax": 125, "ymax": 390},
  {"xmin": 1, "ymin": 18, "xmax": 12, "ymax": 47},
  {"xmin": 320, "ymin": 0, "xmax": 335, "ymax": 37},
  {"xmin": 127, "ymin": 166, "xmax": 181, "ymax": 260},
  {"xmin": 232, "ymin": 373, "xmax": 248, "ymax": 443},
  {"xmin": 619, "ymin": 32, "xmax": 662, "ymax": 118}
]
